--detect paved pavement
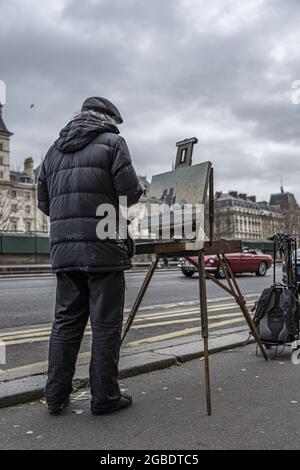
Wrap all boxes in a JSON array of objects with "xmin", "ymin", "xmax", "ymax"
[
  {"xmin": 0, "ymin": 268, "xmax": 280, "ymax": 373},
  {"xmin": 1, "ymin": 344, "xmax": 299, "ymax": 450},
  {"xmin": 0, "ymin": 327, "xmax": 250, "ymax": 407}
]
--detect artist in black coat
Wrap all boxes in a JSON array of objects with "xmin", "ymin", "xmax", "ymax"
[{"xmin": 38, "ymin": 97, "xmax": 142, "ymax": 415}]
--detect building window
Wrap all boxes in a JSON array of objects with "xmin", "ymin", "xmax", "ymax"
[
  {"xmin": 0, "ymin": 143, "xmax": 3, "ymax": 151},
  {"xmin": 180, "ymin": 148, "xmax": 187, "ymax": 163},
  {"xmin": 20, "ymin": 176, "xmax": 31, "ymax": 183},
  {"xmin": 11, "ymin": 190, "xmax": 17, "ymax": 198},
  {"xmin": 10, "ymin": 220, "xmax": 17, "ymax": 231},
  {"xmin": 25, "ymin": 221, "xmax": 31, "ymax": 232},
  {"xmin": 0, "ymin": 157, "xmax": 3, "ymax": 164},
  {"xmin": 25, "ymin": 205, "xmax": 31, "ymax": 215},
  {"xmin": 25, "ymin": 192, "xmax": 31, "ymax": 200},
  {"xmin": 11, "ymin": 203, "xmax": 17, "ymax": 213},
  {"xmin": 0, "ymin": 171, "xmax": 3, "ymax": 179}
]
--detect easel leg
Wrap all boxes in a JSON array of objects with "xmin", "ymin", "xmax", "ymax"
[
  {"xmin": 198, "ymin": 251, "xmax": 212, "ymax": 416},
  {"xmin": 121, "ymin": 257, "xmax": 159, "ymax": 344},
  {"xmin": 186, "ymin": 254, "xmax": 268, "ymax": 361}
]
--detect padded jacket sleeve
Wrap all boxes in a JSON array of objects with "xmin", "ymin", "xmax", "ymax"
[
  {"xmin": 37, "ymin": 159, "xmax": 50, "ymax": 216},
  {"xmin": 111, "ymin": 136, "xmax": 143, "ymax": 207}
]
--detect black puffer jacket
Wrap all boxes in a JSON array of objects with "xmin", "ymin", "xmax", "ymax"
[{"xmin": 38, "ymin": 112, "xmax": 142, "ymax": 272}]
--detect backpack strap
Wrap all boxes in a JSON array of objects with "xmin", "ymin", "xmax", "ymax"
[
  {"xmin": 279, "ymin": 287, "xmax": 300, "ymax": 340},
  {"xmin": 253, "ymin": 287, "xmax": 273, "ymax": 326}
]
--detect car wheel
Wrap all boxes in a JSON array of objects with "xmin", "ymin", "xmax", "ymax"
[
  {"xmin": 215, "ymin": 265, "xmax": 225, "ymax": 279},
  {"xmin": 182, "ymin": 270, "xmax": 194, "ymax": 278},
  {"xmin": 256, "ymin": 261, "xmax": 267, "ymax": 277}
]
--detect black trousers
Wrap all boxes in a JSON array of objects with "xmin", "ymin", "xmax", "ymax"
[{"xmin": 45, "ymin": 270, "xmax": 125, "ymax": 411}]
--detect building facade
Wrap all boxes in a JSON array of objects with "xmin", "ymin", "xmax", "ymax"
[
  {"xmin": 270, "ymin": 185, "xmax": 300, "ymax": 241},
  {"xmin": 0, "ymin": 104, "xmax": 49, "ymax": 233},
  {"xmin": 215, "ymin": 191, "xmax": 284, "ymax": 241}
]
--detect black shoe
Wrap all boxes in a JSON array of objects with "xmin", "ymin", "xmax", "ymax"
[
  {"xmin": 91, "ymin": 393, "xmax": 133, "ymax": 415},
  {"xmin": 47, "ymin": 397, "xmax": 70, "ymax": 415}
]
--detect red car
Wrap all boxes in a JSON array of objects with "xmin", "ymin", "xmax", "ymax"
[{"xmin": 179, "ymin": 249, "xmax": 273, "ymax": 278}]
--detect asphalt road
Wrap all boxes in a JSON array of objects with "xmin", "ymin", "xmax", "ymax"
[
  {"xmin": 1, "ymin": 344, "xmax": 299, "ymax": 450},
  {"xmin": 0, "ymin": 267, "xmax": 281, "ymax": 373}
]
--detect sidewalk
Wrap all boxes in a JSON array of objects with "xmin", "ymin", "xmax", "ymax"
[
  {"xmin": 0, "ymin": 326, "xmax": 251, "ymax": 408},
  {"xmin": 0, "ymin": 343, "xmax": 299, "ymax": 450}
]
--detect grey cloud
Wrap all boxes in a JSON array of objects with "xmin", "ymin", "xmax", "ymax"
[{"xmin": 1, "ymin": 0, "xmax": 300, "ymax": 201}]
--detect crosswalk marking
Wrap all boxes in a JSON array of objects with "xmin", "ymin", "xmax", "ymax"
[
  {"xmin": 128, "ymin": 318, "xmax": 247, "ymax": 346},
  {"xmin": 0, "ymin": 309, "xmax": 247, "ymax": 344},
  {"xmin": 2, "ymin": 312, "xmax": 247, "ymax": 346},
  {"xmin": 4, "ymin": 335, "xmax": 57, "ymax": 346},
  {"xmin": 0, "ymin": 351, "xmax": 91, "ymax": 374},
  {"xmin": 134, "ymin": 302, "xmax": 254, "ymax": 322},
  {"xmin": 0, "ymin": 300, "xmax": 255, "ymax": 342},
  {"xmin": 130, "ymin": 312, "xmax": 243, "ymax": 330},
  {"xmin": 1, "ymin": 330, "xmax": 53, "ymax": 341},
  {"xmin": 0, "ymin": 325, "xmax": 52, "ymax": 338},
  {"xmin": 126, "ymin": 292, "xmax": 259, "ymax": 313},
  {"xmin": 0, "ymin": 296, "xmax": 256, "ymax": 346},
  {"xmin": 0, "ymin": 316, "xmax": 247, "ymax": 374},
  {"xmin": 0, "ymin": 293, "xmax": 259, "ymax": 337}
]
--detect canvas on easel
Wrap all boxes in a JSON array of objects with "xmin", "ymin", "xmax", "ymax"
[{"xmin": 129, "ymin": 137, "xmax": 212, "ymax": 250}]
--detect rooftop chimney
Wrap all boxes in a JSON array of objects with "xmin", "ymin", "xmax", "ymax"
[{"xmin": 24, "ymin": 157, "xmax": 34, "ymax": 180}]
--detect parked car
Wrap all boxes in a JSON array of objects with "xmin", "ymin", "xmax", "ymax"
[{"xmin": 179, "ymin": 249, "xmax": 272, "ymax": 278}]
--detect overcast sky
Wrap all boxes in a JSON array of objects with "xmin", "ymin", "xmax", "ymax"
[{"xmin": 1, "ymin": 0, "xmax": 300, "ymax": 202}]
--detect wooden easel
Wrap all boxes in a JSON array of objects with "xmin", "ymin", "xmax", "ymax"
[
  {"xmin": 121, "ymin": 143, "xmax": 268, "ymax": 415},
  {"xmin": 121, "ymin": 242, "xmax": 268, "ymax": 416}
]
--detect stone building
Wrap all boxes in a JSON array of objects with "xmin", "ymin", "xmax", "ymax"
[
  {"xmin": 270, "ymin": 185, "xmax": 300, "ymax": 240},
  {"xmin": 0, "ymin": 104, "xmax": 49, "ymax": 233},
  {"xmin": 270, "ymin": 185, "xmax": 298, "ymax": 211},
  {"xmin": 215, "ymin": 191, "xmax": 284, "ymax": 241}
]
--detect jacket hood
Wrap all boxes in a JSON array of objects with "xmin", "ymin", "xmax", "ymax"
[{"xmin": 54, "ymin": 112, "xmax": 119, "ymax": 153}]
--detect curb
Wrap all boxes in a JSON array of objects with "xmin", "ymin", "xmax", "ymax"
[{"xmin": 0, "ymin": 331, "xmax": 252, "ymax": 409}]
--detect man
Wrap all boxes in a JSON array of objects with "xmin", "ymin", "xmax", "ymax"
[{"xmin": 38, "ymin": 97, "xmax": 142, "ymax": 415}]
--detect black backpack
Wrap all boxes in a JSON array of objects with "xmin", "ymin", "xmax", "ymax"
[{"xmin": 253, "ymin": 283, "xmax": 300, "ymax": 344}]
